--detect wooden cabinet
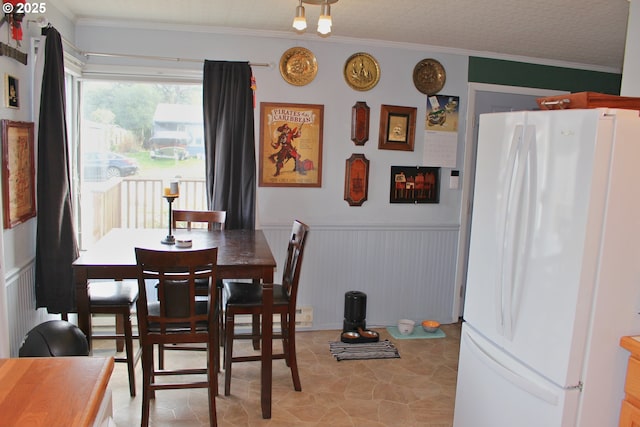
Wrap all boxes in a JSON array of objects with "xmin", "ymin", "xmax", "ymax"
[{"xmin": 620, "ymin": 337, "xmax": 640, "ymax": 426}]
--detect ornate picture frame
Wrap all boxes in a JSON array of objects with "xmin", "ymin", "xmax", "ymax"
[
  {"xmin": 259, "ymin": 102, "xmax": 324, "ymax": 187},
  {"xmin": 378, "ymin": 104, "xmax": 416, "ymax": 151},
  {"xmin": 2, "ymin": 120, "xmax": 36, "ymax": 228},
  {"xmin": 390, "ymin": 166, "xmax": 440, "ymax": 204},
  {"xmin": 344, "ymin": 154, "xmax": 369, "ymax": 206},
  {"xmin": 351, "ymin": 101, "xmax": 370, "ymax": 145}
]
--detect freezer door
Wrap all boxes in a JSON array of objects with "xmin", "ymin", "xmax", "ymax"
[
  {"xmin": 463, "ymin": 109, "xmax": 609, "ymax": 386},
  {"xmin": 453, "ymin": 324, "xmax": 579, "ymax": 427}
]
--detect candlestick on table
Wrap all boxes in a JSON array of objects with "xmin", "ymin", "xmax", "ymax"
[{"xmin": 161, "ymin": 195, "xmax": 178, "ymax": 245}]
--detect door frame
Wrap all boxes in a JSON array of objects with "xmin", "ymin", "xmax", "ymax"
[{"xmin": 451, "ymin": 83, "xmax": 568, "ymax": 320}]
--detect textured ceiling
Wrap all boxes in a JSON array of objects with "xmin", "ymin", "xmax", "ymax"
[{"xmin": 49, "ymin": 0, "xmax": 630, "ymax": 71}]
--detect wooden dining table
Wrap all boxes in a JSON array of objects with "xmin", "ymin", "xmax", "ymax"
[{"xmin": 72, "ymin": 227, "xmax": 277, "ymax": 418}]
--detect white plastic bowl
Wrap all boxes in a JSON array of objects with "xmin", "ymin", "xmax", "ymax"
[{"xmin": 397, "ymin": 319, "xmax": 415, "ymax": 335}]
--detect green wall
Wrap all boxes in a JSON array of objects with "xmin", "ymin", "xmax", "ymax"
[{"xmin": 468, "ymin": 57, "xmax": 622, "ymax": 94}]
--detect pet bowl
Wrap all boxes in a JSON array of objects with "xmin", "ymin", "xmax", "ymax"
[
  {"xmin": 397, "ymin": 319, "xmax": 415, "ymax": 335},
  {"xmin": 421, "ymin": 320, "xmax": 440, "ymax": 333}
]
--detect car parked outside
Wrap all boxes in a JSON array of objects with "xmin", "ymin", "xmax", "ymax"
[{"xmin": 84, "ymin": 151, "xmax": 139, "ymax": 181}]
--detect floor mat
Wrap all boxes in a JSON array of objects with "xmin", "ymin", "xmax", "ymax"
[
  {"xmin": 386, "ymin": 326, "xmax": 446, "ymax": 340},
  {"xmin": 329, "ymin": 339, "xmax": 400, "ymax": 361}
]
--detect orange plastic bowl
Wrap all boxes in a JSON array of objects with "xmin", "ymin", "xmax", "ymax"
[{"xmin": 421, "ymin": 320, "xmax": 440, "ymax": 333}]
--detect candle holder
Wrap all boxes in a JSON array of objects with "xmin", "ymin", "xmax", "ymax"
[{"xmin": 161, "ymin": 195, "xmax": 178, "ymax": 245}]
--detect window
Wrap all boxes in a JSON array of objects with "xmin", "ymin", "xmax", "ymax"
[{"xmin": 75, "ymin": 80, "xmax": 206, "ymax": 250}]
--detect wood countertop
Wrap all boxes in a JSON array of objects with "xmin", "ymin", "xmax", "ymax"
[{"xmin": 0, "ymin": 356, "xmax": 114, "ymax": 427}]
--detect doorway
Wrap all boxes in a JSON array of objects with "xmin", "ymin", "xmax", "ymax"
[{"xmin": 452, "ymin": 83, "xmax": 568, "ymax": 319}]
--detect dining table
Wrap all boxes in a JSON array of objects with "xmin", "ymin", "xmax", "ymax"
[{"xmin": 72, "ymin": 227, "xmax": 277, "ymax": 419}]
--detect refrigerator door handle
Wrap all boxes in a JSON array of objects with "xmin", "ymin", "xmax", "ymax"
[
  {"xmin": 497, "ymin": 125, "xmax": 524, "ymax": 336},
  {"xmin": 504, "ymin": 125, "xmax": 537, "ymax": 340},
  {"xmin": 464, "ymin": 329, "xmax": 560, "ymax": 405}
]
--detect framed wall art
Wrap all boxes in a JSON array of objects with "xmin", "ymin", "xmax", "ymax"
[
  {"xmin": 4, "ymin": 74, "xmax": 19, "ymax": 109},
  {"xmin": 259, "ymin": 102, "xmax": 324, "ymax": 187},
  {"xmin": 378, "ymin": 104, "xmax": 416, "ymax": 151},
  {"xmin": 390, "ymin": 166, "xmax": 440, "ymax": 204},
  {"xmin": 2, "ymin": 120, "xmax": 36, "ymax": 228},
  {"xmin": 344, "ymin": 154, "xmax": 369, "ymax": 206},
  {"xmin": 351, "ymin": 101, "xmax": 370, "ymax": 145}
]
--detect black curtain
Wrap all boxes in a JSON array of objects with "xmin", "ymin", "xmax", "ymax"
[
  {"xmin": 203, "ymin": 61, "xmax": 255, "ymax": 230},
  {"xmin": 35, "ymin": 27, "xmax": 79, "ymax": 314}
]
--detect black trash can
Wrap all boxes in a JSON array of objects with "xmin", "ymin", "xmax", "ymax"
[
  {"xmin": 19, "ymin": 320, "xmax": 89, "ymax": 357},
  {"xmin": 343, "ymin": 290, "xmax": 367, "ymax": 332}
]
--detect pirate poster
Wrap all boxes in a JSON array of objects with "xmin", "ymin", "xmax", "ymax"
[{"xmin": 259, "ymin": 102, "xmax": 323, "ymax": 187}]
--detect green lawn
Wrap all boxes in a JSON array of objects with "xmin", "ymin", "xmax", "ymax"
[{"xmin": 127, "ymin": 151, "xmax": 205, "ymax": 179}]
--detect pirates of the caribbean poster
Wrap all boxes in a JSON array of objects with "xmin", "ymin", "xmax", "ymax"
[{"xmin": 259, "ymin": 102, "xmax": 323, "ymax": 187}]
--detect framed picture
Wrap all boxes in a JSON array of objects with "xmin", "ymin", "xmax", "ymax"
[
  {"xmin": 259, "ymin": 102, "xmax": 324, "ymax": 187},
  {"xmin": 4, "ymin": 74, "xmax": 19, "ymax": 109},
  {"xmin": 378, "ymin": 104, "xmax": 416, "ymax": 151},
  {"xmin": 351, "ymin": 101, "xmax": 370, "ymax": 145},
  {"xmin": 390, "ymin": 166, "xmax": 440, "ymax": 204},
  {"xmin": 2, "ymin": 120, "xmax": 36, "ymax": 228},
  {"xmin": 344, "ymin": 154, "xmax": 369, "ymax": 206}
]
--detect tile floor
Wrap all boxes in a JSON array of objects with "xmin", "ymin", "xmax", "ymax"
[{"xmin": 98, "ymin": 322, "xmax": 461, "ymax": 426}]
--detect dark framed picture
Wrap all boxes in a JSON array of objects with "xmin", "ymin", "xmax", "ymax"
[
  {"xmin": 351, "ymin": 101, "xmax": 370, "ymax": 145},
  {"xmin": 258, "ymin": 102, "xmax": 324, "ymax": 187},
  {"xmin": 4, "ymin": 74, "xmax": 19, "ymax": 109},
  {"xmin": 344, "ymin": 154, "xmax": 369, "ymax": 206},
  {"xmin": 378, "ymin": 104, "xmax": 416, "ymax": 151},
  {"xmin": 390, "ymin": 166, "xmax": 440, "ymax": 204},
  {"xmin": 2, "ymin": 120, "xmax": 36, "ymax": 228}
]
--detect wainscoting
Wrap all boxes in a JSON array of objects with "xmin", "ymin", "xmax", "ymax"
[
  {"xmin": 262, "ymin": 224, "xmax": 460, "ymax": 330},
  {"xmin": 5, "ymin": 262, "xmax": 53, "ymax": 357},
  {"xmin": 6, "ymin": 224, "xmax": 460, "ymax": 354}
]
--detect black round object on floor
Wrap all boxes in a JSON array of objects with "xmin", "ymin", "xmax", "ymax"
[{"xmin": 19, "ymin": 320, "xmax": 89, "ymax": 357}]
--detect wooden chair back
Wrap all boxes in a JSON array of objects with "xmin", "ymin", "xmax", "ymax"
[
  {"xmin": 135, "ymin": 247, "xmax": 218, "ymax": 344},
  {"xmin": 172, "ymin": 210, "xmax": 226, "ymax": 231},
  {"xmin": 280, "ymin": 220, "xmax": 310, "ymax": 309}
]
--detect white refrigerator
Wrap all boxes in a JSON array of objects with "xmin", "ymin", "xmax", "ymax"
[{"xmin": 453, "ymin": 108, "xmax": 640, "ymax": 427}]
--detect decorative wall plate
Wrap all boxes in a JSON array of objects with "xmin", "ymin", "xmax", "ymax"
[
  {"xmin": 344, "ymin": 52, "xmax": 380, "ymax": 91},
  {"xmin": 412, "ymin": 58, "xmax": 446, "ymax": 95},
  {"xmin": 279, "ymin": 47, "xmax": 318, "ymax": 86}
]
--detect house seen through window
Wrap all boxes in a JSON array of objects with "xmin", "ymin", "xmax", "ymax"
[{"xmin": 76, "ymin": 80, "xmax": 206, "ymax": 250}]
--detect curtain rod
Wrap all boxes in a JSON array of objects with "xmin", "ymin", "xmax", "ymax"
[{"xmin": 83, "ymin": 51, "xmax": 271, "ymax": 67}]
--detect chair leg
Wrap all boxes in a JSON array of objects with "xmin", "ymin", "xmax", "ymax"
[
  {"xmin": 207, "ymin": 339, "xmax": 218, "ymax": 425},
  {"xmin": 281, "ymin": 313, "xmax": 290, "ymax": 367},
  {"xmin": 141, "ymin": 343, "xmax": 153, "ymax": 427},
  {"xmin": 123, "ymin": 311, "xmax": 136, "ymax": 397},
  {"xmin": 224, "ymin": 311, "xmax": 235, "ymax": 396},
  {"xmin": 115, "ymin": 314, "xmax": 125, "ymax": 352},
  {"xmin": 158, "ymin": 343, "xmax": 164, "ymax": 370},
  {"xmin": 287, "ymin": 314, "xmax": 301, "ymax": 392}
]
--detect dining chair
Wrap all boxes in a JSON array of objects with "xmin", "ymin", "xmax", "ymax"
[
  {"xmin": 88, "ymin": 279, "xmax": 141, "ymax": 397},
  {"xmin": 135, "ymin": 247, "xmax": 219, "ymax": 427},
  {"xmin": 159, "ymin": 209, "xmax": 226, "ymax": 370},
  {"xmin": 172, "ymin": 209, "xmax": 226, "ymax": 231},
  {"xmin": 223, "ymin": 220, "xmax": 309, "ymax": 396}
]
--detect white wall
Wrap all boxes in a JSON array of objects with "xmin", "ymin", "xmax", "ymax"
[{"xmin": 72, "ymin": 23, "xmax": 469, "ymax": 327}]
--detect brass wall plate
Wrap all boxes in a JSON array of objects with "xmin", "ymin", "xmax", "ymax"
[
  {"xmin": 413, "ymin": 58, "xmax": 446, "ymax": 95},
  {"xmin": 344, "ymin": 52, "xmax": 380, "ymax": 91},
  {"xmin": 279, "ymin": 47, "xmax": 318, "ymax": 86}
]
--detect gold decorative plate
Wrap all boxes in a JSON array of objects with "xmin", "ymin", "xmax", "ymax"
[
  {"xmin": 279, "ymin": 47, "xmax": 318, "ymax": 86},
  {"xmin": 344, "ymin": 52, "xmax": 380, "ymax": 91},
  {"xmin": 413, "ymin": 58, "xmax": 446, "ymax": 95}
]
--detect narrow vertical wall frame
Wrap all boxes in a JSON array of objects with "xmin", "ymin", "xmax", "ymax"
[
  {"xmin": 344, "ymin": 154, "xmax": 369, "ymax": 206},
  {"xmin": 351, "ymin": 101, "xmax": 370, "ymax": 145}
]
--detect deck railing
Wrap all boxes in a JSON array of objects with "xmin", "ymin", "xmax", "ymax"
[{"xmin": 81, "ymin": 177, "xmax": 207, "ymax": 250}]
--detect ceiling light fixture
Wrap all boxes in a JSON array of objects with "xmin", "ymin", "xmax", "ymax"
[
  {"xmin": 292, "ymin": 0, "xmax": 338, "ymax": 36},
  {"xmin": 292, "ymin": 0, "xmax": 307, "ymax": 31}
]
